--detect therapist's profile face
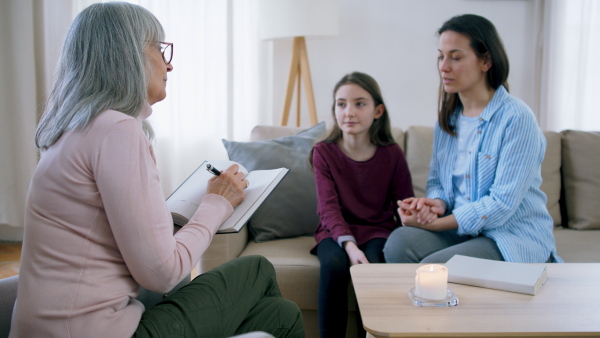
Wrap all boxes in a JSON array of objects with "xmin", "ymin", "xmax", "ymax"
[{"xmin": 146, "ymin": 42, "xmax": 174, "ymax": 105}]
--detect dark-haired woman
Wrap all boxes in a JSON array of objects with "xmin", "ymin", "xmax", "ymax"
[{"xmin": 383, "ymin": 14, "xmax": 562, "ymax": 264}]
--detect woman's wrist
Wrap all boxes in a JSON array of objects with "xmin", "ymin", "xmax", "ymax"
[
  {"xmin": 431, "ymin": 214, "xmax": 458, "ymax": 231},
  {"xmin": 435, "ymin": 198, "xmax": 447, "ymax": 214},
  {"xmin": 343, "ymin": 240, "xmax": 357, "ymax": 249}
]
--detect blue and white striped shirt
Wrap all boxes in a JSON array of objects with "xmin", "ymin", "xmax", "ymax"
[{"xmin": 427, "ymin": 86, "xmax": 562, "ymax": 263}]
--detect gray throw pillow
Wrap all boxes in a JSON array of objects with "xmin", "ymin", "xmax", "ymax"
[{"xmin": 222, "ymin": 122, "xmax": 326, "ymax": 242}]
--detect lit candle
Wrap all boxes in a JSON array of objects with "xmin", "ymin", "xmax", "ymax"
[{"xmin": 415, "ymin": 264, "xmax": 448, "ymax": 300}]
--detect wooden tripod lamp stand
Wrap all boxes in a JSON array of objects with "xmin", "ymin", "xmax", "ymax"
[
  {"xmin": 282, "ymin": 36, "xmax": 317, "ymax": 127},
  {"xmin": 258, "ymin": 0, "xmax": 339, "ymax": 126}
]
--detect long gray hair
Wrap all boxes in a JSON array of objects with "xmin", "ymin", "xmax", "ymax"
[{"xmin": 35, "ymin": 2, "xmax": 164, "ymax": 150}]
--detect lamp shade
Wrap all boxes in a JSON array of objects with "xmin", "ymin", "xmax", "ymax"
[{"xmin": 258, "ymin": 0, "xmax": 339, "ymax": 40}]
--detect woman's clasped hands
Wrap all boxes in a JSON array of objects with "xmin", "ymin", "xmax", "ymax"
[{"xmin": 398, "ymin": 197, "xmax": 447, "ymax": 230}]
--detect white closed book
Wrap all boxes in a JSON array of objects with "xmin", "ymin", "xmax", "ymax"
[{"xmin": 444, "ymin": 255, "xmax": 548, "ymax": 295}]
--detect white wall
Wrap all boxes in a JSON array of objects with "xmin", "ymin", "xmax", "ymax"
[{"xmin": 268, "ymin": 0, "xmax": 537, "ymax": 129}]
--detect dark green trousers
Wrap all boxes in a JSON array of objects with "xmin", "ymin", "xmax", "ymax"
[{"xmin": 133, "ymin": 255, "xmax": 304, "ymax": 338}]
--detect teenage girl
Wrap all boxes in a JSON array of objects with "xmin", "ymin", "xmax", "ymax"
[{"xmin": 310, "ymin": 71, "xmax": 414, "ymax": 337}]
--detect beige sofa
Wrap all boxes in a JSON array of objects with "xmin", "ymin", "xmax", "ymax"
[{"xmin": 199, "ymin": 124, "xmax": 600, "ymax": 338}]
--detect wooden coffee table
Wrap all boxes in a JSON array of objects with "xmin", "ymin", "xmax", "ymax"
[{"xmin": 350, "ymin": 263, "xmax": 600, "ymax": 337}]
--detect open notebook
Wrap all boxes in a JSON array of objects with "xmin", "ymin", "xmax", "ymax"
[{"xmin": 166, "ymin": 160, "xmax": 288, "ymax": 233}]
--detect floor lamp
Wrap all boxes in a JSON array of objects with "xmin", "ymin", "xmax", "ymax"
[{"xmin": 258, "ymin": 0, "xmax": 339, "ymax": 126}]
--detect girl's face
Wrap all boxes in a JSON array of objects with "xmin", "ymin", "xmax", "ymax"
[
  {"xmin": 438, "ymin": 30, "xmax": 491, "ymax": 95},
  {"xmin": 334, "ymin": 83, "xmax": 383, "ymax": 137},
  {"xmin": 145, "ymin": 42, "xmax": 174, "ymax": 105}
]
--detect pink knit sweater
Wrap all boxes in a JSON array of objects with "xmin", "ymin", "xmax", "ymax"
[{"xmin": 10, "ymin": 106, "xmax": 233, "ymax": 337}]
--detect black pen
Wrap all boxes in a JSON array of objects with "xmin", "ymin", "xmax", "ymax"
[{"xmin": 206, "ymin": 164, "xmax": 221, "ymax": 176}]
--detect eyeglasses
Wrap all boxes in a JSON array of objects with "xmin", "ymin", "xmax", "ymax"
[{"xmin": 160, "ymin": 42, "xmax": 173, "ymax": 64}]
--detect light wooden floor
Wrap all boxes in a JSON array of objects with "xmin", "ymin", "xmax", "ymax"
[{"xmin": 0, "ymin": 243, "xmax": 21, "ymax": 279}]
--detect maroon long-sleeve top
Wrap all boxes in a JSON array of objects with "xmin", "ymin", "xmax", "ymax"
[{"xmin": 311, "ymin": 141, "xmax": 414, "ymax": 251}]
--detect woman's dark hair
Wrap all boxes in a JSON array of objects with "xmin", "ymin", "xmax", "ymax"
[
  {"xmin": 309, "ymin": 71, "xmax": 395, "ymax": 167},
  {"xmin": 437, "ymin": 14, "xmax": 509, "ymax": 135}
]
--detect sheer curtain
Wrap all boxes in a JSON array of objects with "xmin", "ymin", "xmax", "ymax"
[
  {"xmin": 0, "ymin": 0, "xmax": 269, "ymax": 240},
  {"xmin": 0, "ymin": 0, "xmax": 39, "ymax": 241},
  {"xmin": 539, "ymin": 0, "xmax": 600, "ymax": 132}
]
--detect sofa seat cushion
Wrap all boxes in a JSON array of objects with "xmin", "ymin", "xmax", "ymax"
[
  {"xmin": 239, "ymin": 236, "xmax": 357, "ymax": 311},
  {"xmin": 553, "ymin": 227, "xmax": 600, "ymax": 262}
]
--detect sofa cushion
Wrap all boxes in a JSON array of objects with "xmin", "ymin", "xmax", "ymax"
[
  {"xmin": 197, "ymin": 226, "xmax": 249, "ymax": 274},
  {"xmin": 404, "ymin": 126, "xmax": 434, "ymax": 198},
  {"xmin": 239, "ymin": 236, "xmax": 357, "ymax": 312},
  {"xmin": 240, "ymin": 236, "xmax": 320, "ymax": 309},
  {"xmin": 403, "ymin": 126, "xmax": 562, "ymax": 225},
  {"xmin": 250, "ymin": 124, "xmax": 405, "ymax": 150},
  {"xmin": 553, "ymin": 228, "xmax": 600, "ymax": 262},
  {"xmin": 391, "ymin": 127, "xmax": 405, "ymax": 152},
  {"xmin": 561, "ymin": 130, "xmax": 600, "ymax": 229},
  {"xmin": 541, "ymin": 131, "xmax": 562, "ymax": 226},
  {"xmin": 223, "ymin": 122, "xmax": 327, "ymax": 242},
  {"xmin": 250, "ymin": 125, "xmax": 306, "ymax": 141}
]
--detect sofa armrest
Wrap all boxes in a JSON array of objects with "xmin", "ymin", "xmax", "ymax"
[{"xmin": 197, "ymin": 226, "xmax": 249, "ymax": 274}]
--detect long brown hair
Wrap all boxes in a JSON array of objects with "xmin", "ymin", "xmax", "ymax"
[
  {"xmin": 437, "ymin": 14, "xmax": 510, "ymax": 135},
  {"xmin": 310, "ymin": 71, "xmax": 395, "ymax": 167}
]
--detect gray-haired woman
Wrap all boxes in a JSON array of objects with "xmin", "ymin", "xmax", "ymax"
[{"xmin": 10, "ymin": 2, "xmax": 303, "ymax": 337}]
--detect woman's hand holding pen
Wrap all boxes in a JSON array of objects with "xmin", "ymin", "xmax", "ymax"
[{"xmin": 206, "ymin": 164, "xmax": 247, "ymax": 208}]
